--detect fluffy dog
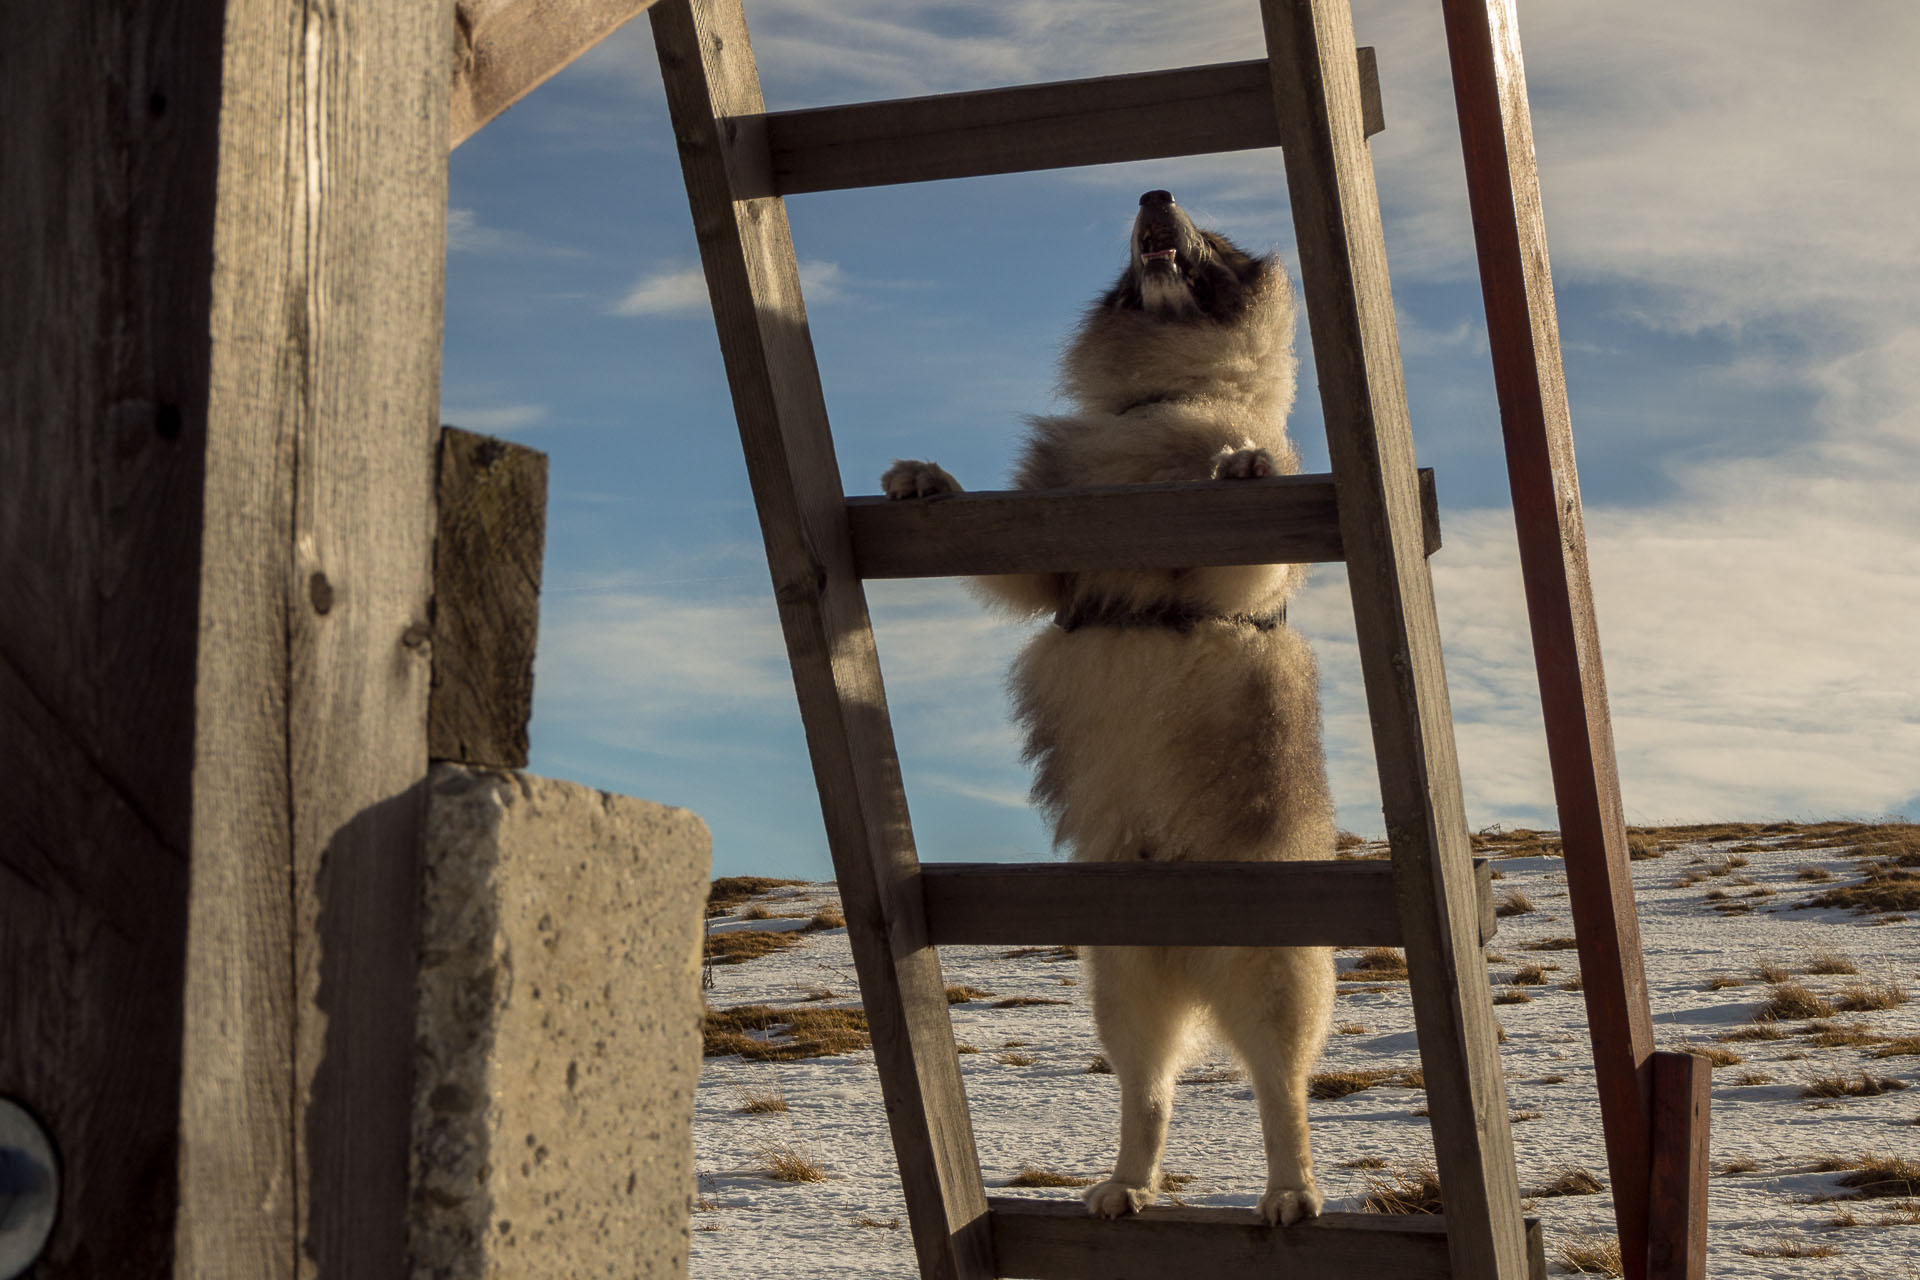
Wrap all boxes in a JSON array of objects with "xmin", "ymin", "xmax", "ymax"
[{"xmin": 882, "ymin": 190, "xmax": 1336, "ymax": 1226}]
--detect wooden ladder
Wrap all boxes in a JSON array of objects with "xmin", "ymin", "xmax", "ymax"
[{"xmin": 651, "ymin": 1, "xmax": 1696, "ymax": 1276}]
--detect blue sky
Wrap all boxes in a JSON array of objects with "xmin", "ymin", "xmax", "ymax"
[{"xmin": 443, "ymin": 1, "xmax": 1920, "ymax": 880}]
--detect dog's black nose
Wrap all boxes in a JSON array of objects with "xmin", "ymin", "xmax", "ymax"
[{"xmin": 1139, "ymin": 189, "xmax": 1174, "ymax": 207}]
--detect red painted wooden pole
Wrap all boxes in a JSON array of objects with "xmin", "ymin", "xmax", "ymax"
[{"xmin": 1435, "ymin": 1, "xmax": 1674, "ymax": 1274}]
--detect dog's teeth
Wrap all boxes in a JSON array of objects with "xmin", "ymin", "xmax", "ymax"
[{"xmin": 1143, "ymin": 248, "xmax": 1177, "ymax": 263}]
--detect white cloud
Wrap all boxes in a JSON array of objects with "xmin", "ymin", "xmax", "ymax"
[
  {"xmin": 440, "ymin": 403, "xmax": 547, "ymax": 432},
  {"xmin": 610, "ymin": 258, "xmax": 846, "ymax": 315},
  {"xmin": 446, "ymin": 207, "xmax": 581, "ymax": 257}
]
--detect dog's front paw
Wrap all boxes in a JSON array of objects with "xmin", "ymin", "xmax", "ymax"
[
  {"xmin": 1258, "ymin": 1180, "xmax": 1323, "ymax": 1227},
  {"xmin": 1213, "ymin": 446, "xmax": 1275, "ymax": 480},
  {"xmin": 881, "ymin": 459, "xmax": 961, "ymax": 499},
  {"xmin": 1084, "ymin": 1178, "xmax": 1156, "ymax": 1218}
]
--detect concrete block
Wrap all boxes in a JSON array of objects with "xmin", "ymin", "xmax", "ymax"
[{"xmin": 411, "ymin": 765, "xmax": 710, "ymax": 1280}]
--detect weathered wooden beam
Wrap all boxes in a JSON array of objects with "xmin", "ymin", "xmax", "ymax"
[
  {"xmin": 1645, "ymin": 1052, "xmax": 1710, "ymax": 1280},
  {"xmin": 431, "ymin": 427, "xmax": 549, "ymax": 769},
  {"xmin": 450, "ymin": 0, "xmax": 659, "ymax": 148},
  {"xmin": 847, "ymin": 469, "xmax": 1439, "ymax": 579},
  {"xmin": 1436, "ymin": 1, "xmax": 1660, "ymax": 1273},
  {"xmin": 1261, "ymin": 0, "xmax": 1531, "ymax": 1275},
  {"xmin": 650, "ymin": 2, "xmax": 994, "ymax": 1277},
  {"xmin": 921, "ymin": 860, "xmax": 1497, "ymax": 949},
  {"xmin": 987, "ymin": 1200, "xmax": 1546, "ymax": 1280},
  {"xmin": 753, "ymin": 50, "xmax": 1381, "ymax": 197}
]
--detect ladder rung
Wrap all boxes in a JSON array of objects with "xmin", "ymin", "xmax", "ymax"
[
  {"xmin": 987, "ymin": 1199, "xmax": 1546, "ymax": 1280},
  {"xmin": 920, "ymin": 859, "xmax": 1495, "ymax": 949},
  {"xmin": 751, "ymin": 51, "xmax": 1383, "ymax": 197},
  {"xmin": 848, "ymin": 469, "xmax": 1438, "ymax": 579}
]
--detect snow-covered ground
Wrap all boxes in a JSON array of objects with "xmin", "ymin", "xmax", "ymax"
[{"xmin": 690, "ymin": 828, "xmax": 1919, "ymax": 1277}]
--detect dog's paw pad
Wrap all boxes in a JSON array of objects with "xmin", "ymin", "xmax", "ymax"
[
  {"xmin": 1213, "ymin": 447, "xmax": 1275, "ymax": 480},
  {"xmin": 881, "ymin": 459, "xmax": 961, "ymax": 499},
  {"xmin": 1083, "ymin": 1179, "xmax": 1154, "ymax": 1218},
  {"xmin": 1258, "ymin": 1182, "xmax": 1323, "ymax": 1226}
]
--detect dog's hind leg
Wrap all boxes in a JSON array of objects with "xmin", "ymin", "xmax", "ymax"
[
  {"xmin": 1206, "ymin": 946, "xmax": 1335, "ymax": 1225},
  {"xmin": 1083, "ymin": 946, "xmax": 1197, "ymax": 1218}
]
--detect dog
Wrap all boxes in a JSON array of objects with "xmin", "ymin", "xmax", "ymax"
[{"xmin": 882, "ymin": 190, "xmax": 1337, "ymax": 1226}]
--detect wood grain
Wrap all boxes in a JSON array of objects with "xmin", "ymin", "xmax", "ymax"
[
  {"xmin": 430, "ymin": 426, "xmax": 548, "ymax": 768},
  {"xmin": 756, "ymin": 50, "xmax": 1381, "ymax": 197},
  {"xmin": 920, "ymin": 860, "xmax": 1496, "ymax": 948},
  {"xmin": 847, "ymin": 469, "xmax": 1438, "ymax": 579},
  {"xmin": 1437, "ymin": 3, "xmax": 1659, "ymax": 1271},
  {"xmin": 1645, "ymin": 1052, "xmax": 1710, "ymax": 1280},
  {"xmin": 190, "ymin": 0, "xmax": 448, "ymax": 1276},
  {"xmin": 450, "ymin": 0, "xmax": 659, "ymax": 147},
  {"xmin": 988, "ymin": 1199, "xmax": 1545, "ymax": 1280},
  {"xmin": 2, "ymin": 0, "xmax": 228, "ymax": 1271},
  {"xmin": 1261, "ymin": 0, "xmax": 1530, "ymax": 1275},
  {"xmin": 650, "ymin": 2, "xmax": 992, "ymax": 1276}
]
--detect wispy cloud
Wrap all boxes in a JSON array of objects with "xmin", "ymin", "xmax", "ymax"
[
  {"xmin": 446, "ymin": 207, "xmax": 581, "ymax": 257},
  {"xmin": 440, "ymin": 403, "xmax": 548, "ymax": 432},
  {"xmin": 609, "ymin": 258, "xmax": 846, "ymax": 315}
]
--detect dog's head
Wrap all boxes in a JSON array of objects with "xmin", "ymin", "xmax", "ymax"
[{"xmin": 1101, "ymin": 190, "xmax": 1272, "ymax": 322}]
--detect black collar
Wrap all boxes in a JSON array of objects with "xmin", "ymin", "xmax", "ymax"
[{"xmin": 1053, "ymin": 598, "xmax": 1286, "ymax": 634}]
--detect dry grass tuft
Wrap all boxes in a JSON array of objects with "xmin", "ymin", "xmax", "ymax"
[
  {"xmin": 1803, "ymin": 950, "xmax": 1859, "ymax": 975},
  {"xmin": 1755, "ymin": 962, "xmax": 1793, "ymax": 984},
  {"xmin": 1335, "ymin": 830, "xmax": 1366, "ymax": 850},
  {"xmin": 1806, "ymin": 866, "xmax": 1920, "ymax": 914},
  {"xmin": 1523, "ymin": 936, "xmax": 1579, "ymax": 951},
  {"xmin": 704, "ymin": 928, "xmax": 805, "ymax": 966},
  {"xmin": 1796, "ymin": 865, "xmax": 1836, "ymax": 882},
  {"xmin": 1730, "ymin": 1071, "xmax": 1775, "ymax": 1086},
  {"xmin": 1833, "ymin": 979, "xmax": 1907, "ymax": 1012},
  {"xmin": 1181, "ymin": 1065, "xmax": 1244, "ymax": 1085},
  {"xmin": 1494, "ymin": 890, "xmax": 1536, "ymax": 917},
  {"xmin": 1756, "ymin": 983, "xmax": 1835, "ymax": 1021},
  {"xmin": 1679, "ymin": 1044, "xmax": 1742, "ymax": 1067},
  {"xmin": 1086, "ymin": 1055, "xmax": 1111, "ymax": 1074},
  {"xmin": 945, "ymin": 985, "xmax": 994, "ymax": 1004},
  {"xmin": 1361, "ymin": 1165, "xmax": 1444, "ymax": 1214},
  {"xmin": 1004, "ymin": 1166, "xmax": 1093, "ymax": 1188},
  {"xmin": 1803, "ymin": 1022, "xmax": 1885, "ymax": 1049},
  {"xmin": 704, "ymin": 1004, "xmax": 870, "ymax": 1061},
  {"xmin": 955, "ymin": 1042, "xmax": 980, "ymax": 1055},
  {"xmin": 1719, "ymin": 1157, "xmax": 1759, "ymax": 1175},
  {"xmin": 1310, "ymin": 1066, "xmax": 1425, "ymax": 1100},
  {"xmin": 1740, "ymin": 1237, "xmax": 1839, "ymax": 1259},
  {"xmin": 1554, "ymin": 1230, "xmax": 1624, "ymax": 1275},
  {"xmin": 802, "ymin": 906, "xmax": 845, "ymax": 932},
  {"xmin": 1348, "ymin": 947, "xmax": 1410, "ymax": 978},
  {"xmin": 1626, "ymin": 834, "xmax": 1664, "ymax": 860},
  {"xmin": 1799, "ymin": 1074, "xmax": 1909, "ymax": 1099},
  {"xmin": 1000, "ymin": 945, "xmax": 1079, "ymax": 961},
  {"xmin": 992, "ymin": 996, "xmax": 1072, "ymax": 1008},
  {"xmin": 1870, "ymin": 1036, "xmax": 1920, "ymax": 1059},
  {"xmin": 1537, "ymin": 1073, "xmax": 1569, "ymax": 1085},
  {"xmin": 1336, "ymin": 1021, "xmax": 1369, "ymax": 1035},
  {"xmin": 1342, "ymin": 1156, "xmax": 1390, "ymax": 1169},
  {"xmin": 733, "ymin": 1079, "xmax": 788, "ymax": 1113},
  {"xmin": 1722, "ymin": 1022, "xmax": 1788, "ymax": 1042},
  {"xmin": 1470, "ymin": 827, "xmax": 1563, "ymax": 859},
  {"xmin": 996, "ymin": 1051, "xmax": 1037, "ymax": 1067},
  {"xmin": 1493, "ymin": 990, "xmax": 1533, "ymax": 1005},
  {"xmin": 1704, "ymin": 973, "xmax": 1746, "ymax": 990},
  {"xmin": 853, "ymin": 1215, "xmax": 900, "ymax": 1230},
  {"xmin": 1530, "ymin": 1166, "xmax": 1605, "ymax": 1198},
  {"xmin": 1833, "ymin": 1154, "xmax": 1920, "ymax": 1199},
  {"xmin": 756, "ymin": 1141, "xmax": 829, "ymax": 1183},
  {"xmin": 1509, "ymin": 963, "xmax": 1549, "ymax": 986},
  {"xmin": 707, "ymin": 876, "xmax": 806, "ymax": 916}
]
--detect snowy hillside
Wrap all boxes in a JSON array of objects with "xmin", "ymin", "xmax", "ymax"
[{"xmin": 689, "ymin": 824, "xmax": 1919, "ymax": 1277}]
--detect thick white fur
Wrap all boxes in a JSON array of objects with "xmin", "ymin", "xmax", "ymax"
[{"xmin": 882, "ymin": 247, "xmax": 1336, "ymax": 1226}]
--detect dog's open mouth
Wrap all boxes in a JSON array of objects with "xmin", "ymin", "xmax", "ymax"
[{"xmin": 1139, "ymin": 224, "xmax": 1179, "ymax": 267}]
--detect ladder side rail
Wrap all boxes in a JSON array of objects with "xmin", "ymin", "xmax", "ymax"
[
  {"xmin": 1259, "ymin": 1, "xmax": 1531, "ymax": 1276},
  {"xmin": 1437, "ymin": 2, "xmax": 1662, "ymax": 1271},
  {"xmin": 649, "ymin": 4, "xmax": 993, "ymax": 1276},
  {"xmin": 845, "ymin": 468, "xmax": 1439, "ymax": 579},
  {"xmin": 756, "ymin": 52, "xmax": 1382, "ymax": 197}
]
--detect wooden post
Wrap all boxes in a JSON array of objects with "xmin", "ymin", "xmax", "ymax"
[
  {"xmin": 1645, "ymin": 1052, "xmax": 1710, "ymax": 1280},
  {"xmin": 1260, "ymin": 0, "xmax": 1531, "ymax": 1275},
  {"xmin": 431, "ymin": 427, "xmax": 549, "ymax": 769},
  {"xmin": 1, "ymin": 0, "xmax": 450, "ymax": 1274},
  {"xmin": 1436, "ymin": 1, "xmax": 1661, "ymax": 1271}
]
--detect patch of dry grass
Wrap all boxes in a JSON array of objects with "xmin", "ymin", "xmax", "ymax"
[
  {"xmin": 1554, "ymin": 1231, "xmax": 1623, "ymax": 1275},
  {"xmin": 1004, "ymin": 1166, "xmax": 1093, "ymax": 1188},
  {"xmin": 1730, "ymin": 1071, "xmax": 1775, "ymax": 1086},
  {"xmin": 1722, "ymin": 1022, "xmax": 1788, "ymax": 1042},
  {"xmin": 1803, "ymin": 1022, "xmax": 1885, "ymax": 1049},
  {"xmin": 1180, "ymin": 1065, "xmax": 1243, "ymax": 1085},
  {"xmin": 1755, "ymin": 962, "xmax": 1793, "ymax": 983},
  {"xmin": 704, "ymin": 1004, "xmax": 870, "ymax": 1061},
  {"xmin": 1523, "ymin": 936, "xmax": 1579, "ymax": 951},
  {"xmin": 1494, "ymin": 890, "xmax": 1536, "ymax": 917},
  {"xmin": 1803, "ymin": 950, "xmax": 1858, "ymax": 975},
  {"xmin": 1310, "ymin": 1066, "xmax": 1425, "ymax": 1100},
  {"xmin": 996, "ymin": 1051, "xmax": 1037, "ymax": 1067},
  {"xmin": 734, "ymin": 1078, "xmax": 788, "ymax": 1113},
  {"xmin": 1336, "ymin": 1021, "xmax": 1368, "ymax": 1035},
  {"xmin": 1627, "ymin": 834, "xmax": 1664, "ymax": 860},
  {"xmin": 1833, "ymin": 1154, "xmax": 1920, "ymax": 1199},
  {"xmin": 853, "ymin": 1215, "xmax": 900, "ymax": 1230},
  {"xmin": 955, "ymin": 1042, "xmax": 979, "ymax": 1055},
  {"xmin": 704, "ymin": 928, "xmax": 804, "ymax": 966},
  {"xmin": 1348, "ymin": 947, "xmax": 1410, "ymax": 979},
  {"xmin": 1704, "ymin": 973, "xmax": 1746, "ymax": 991},
  {"xmin": 802, "ymin": 906, "xmax": 845, "ymax": 932},
  {"xmin": 1470, "ymin": 827, "xmax": 1563, "ymax": 859},
  {"xmin": 1796, "ymin": 865, "xmax": 1836, "ymax": 882},
  {"xmin": 1740, "ymin": 1237, "xmax": 1838, "ymax": 1259},
  {"xmin": 707, "ymin": 876, "xmax": 806, "ymax": 916},
  {"xmin": 992, "ymin": 996, "xmax": 1072, "ymax": 1008},
  {"xmin": 1361, "ymin": 1165, "xmax": 1444, "ymax": 1214},
  {"xmin": 1806, "ymin": 866, "xmax": 1920, "ymax": 914},
  {"xmin": 1680, "ymin": 1044, "xmax": 1742, "ymax": 1067},
  {"xmin": 1000, "ymin": 945, "xmax": 1078, "ymax": 961},
  {"xmin": 1086, "ymin": 1055, "xmax": 1111, "ymax": 1074},
  {"xmin": 1493, "ymin": 990, "xmax": 1533, "ymax": 1005},
  {"xmin": 1335, "ymin": 830, "xmax": 1366, "ymax": 850},
  {"xmin": 1342, "ymin": 1155, "xmax": 1390, "ymax": 1169},
  {"xmin": 1833, "ymin": 979, "xmax": 1907, "ymax": 1012},
  {"xmin": 945, "ymin": 985, "xmax": 993, "ymax": 1004},
  {"xmin": 1508, "ymin": 963, "xmax": 1549, "ymax": 986},
  {"xmin": 1756, "ymin": 983, "xmax": 1835, "ymax": 1022},
  {"xmin": 1530, "ymin": 1166, "xmax": 1605, "ymax": 1197},
  {"xmin": 756, "ymin": 1140, "xmax": 829, "ymax": 1182},
  {"xmin": 1719, "ymin": 1157, "xmax": 1759, "ymax": 1175},
  {"xmin": 1799, "ymin": 1074, "xmax": 1909, "ymax": 1099},
  {"xmin": 1869, "ymin": 1036, "xmax": 1920, "ymax": 1058}
]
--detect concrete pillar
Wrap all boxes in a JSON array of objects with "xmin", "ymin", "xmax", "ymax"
[{"xmin": 411, "ymin": 765, "xmax": 710, "ymax": 1279}]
